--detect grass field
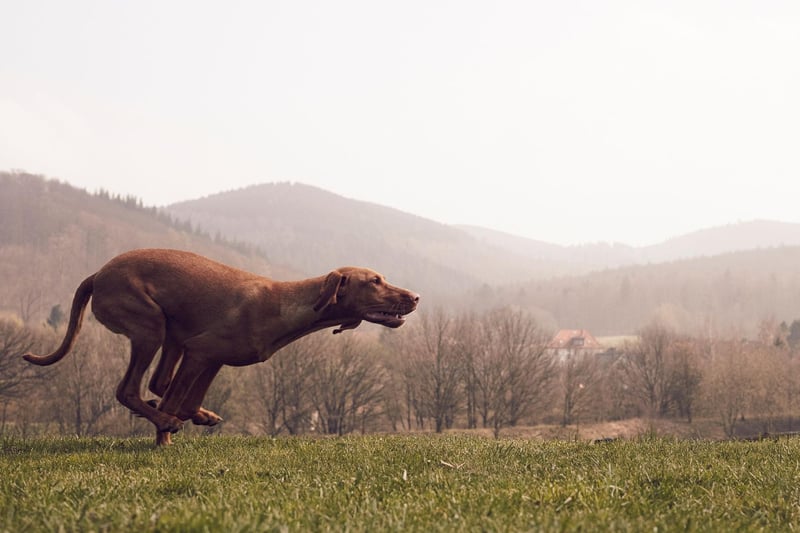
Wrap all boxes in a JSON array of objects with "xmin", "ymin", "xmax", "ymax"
[{"xmin": 3, "ymin": 434, "xmax": 800, "ymax": 532}]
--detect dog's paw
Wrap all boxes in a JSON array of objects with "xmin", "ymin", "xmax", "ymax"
[
  {"xmin": 156, "ymin": 431, "xmax": 173, "ymax": 446},
  {"xmin": 156, "ymin": 415, "xmax": 184, "ymax": 434},
  {"xmin": 191, "ymin": 408, "xmax": 223, "ymax": 426}
]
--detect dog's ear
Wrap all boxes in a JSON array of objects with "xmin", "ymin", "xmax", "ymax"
[{"xmin": 314, "ymin": 271, "xmax": 344, "ymax": 312}]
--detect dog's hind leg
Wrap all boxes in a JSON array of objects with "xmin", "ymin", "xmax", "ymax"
[
  {"xmin": 92, "ymin": 281, "xmax": 184, "ymax": 436},
  {"xmin": 116, "ymin": 336, "xmax": 183, "ymax": 436}
]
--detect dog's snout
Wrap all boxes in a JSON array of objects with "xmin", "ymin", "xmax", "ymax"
[{"xmin": 408, "ymin": 292, "xmax": 420, "ymax": 305}]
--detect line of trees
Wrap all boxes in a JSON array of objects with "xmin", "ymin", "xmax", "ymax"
[{"xmin": 3, "ymin": 310, "xmax": 800, "ymax": 439}]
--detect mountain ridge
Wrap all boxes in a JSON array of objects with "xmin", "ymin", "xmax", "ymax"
[
  {"xmin": 170, "ymin": 181, "xmax": 800, "ymax": 277},
  {"xmin": 458, "ymin": 219, "xmax": 800, "ymax": 270},
  {"xmin": 166, "ymin": 181, "xmax": 800, "ymax": 335},
  {"xmin": 5, "ymin": 171, "xmax": 800, "ymax": 335}
]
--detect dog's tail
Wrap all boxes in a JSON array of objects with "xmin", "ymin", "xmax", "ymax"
[{"xmin": 23, "ymin": 274, "xmax": 96, "ymax": 366}]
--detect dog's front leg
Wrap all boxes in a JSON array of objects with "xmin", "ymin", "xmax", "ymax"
[
  {"xmin": 178, "ymin": 363, "xmax": 224, "ymax": 426},
  {"xmin": 155, "ymin": 357, "xmax": 222, "ymax": 444}
]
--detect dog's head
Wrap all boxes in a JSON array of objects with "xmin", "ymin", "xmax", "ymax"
[{"xmin": 313, "ymin": 267, "xmax": 419, "ymax": 333}]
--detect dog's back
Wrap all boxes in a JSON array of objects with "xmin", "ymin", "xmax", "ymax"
[{"xmin": 91, "ymin": 249, "xmax": 271, "ymax": 336}]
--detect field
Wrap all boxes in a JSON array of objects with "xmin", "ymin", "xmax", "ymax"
[{"xmin": 3, "ymin": 434, "xmax": 800, "ymax": 532}]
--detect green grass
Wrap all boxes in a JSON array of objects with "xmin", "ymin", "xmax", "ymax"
[{"xmin": 3, "ymin": 434, "xmax": 800, "ymax": 532}]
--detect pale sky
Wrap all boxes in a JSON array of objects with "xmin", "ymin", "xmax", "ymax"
[{"xmin": 2, "ymin": 1, "xmax": 799, "ymax": 246}]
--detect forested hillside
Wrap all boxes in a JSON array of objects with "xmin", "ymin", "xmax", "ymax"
[
  {"xmin": 166, "ymin": 183, "xmax": 570, "ymax": 304},
  {"xmin": 0, "ymin": 172, "xmax": 282, "ymax": 325},
  {"xmin": 4, "ymin": 172, "xmax": 800, "ymax": 335},
  {"xmin": 471, "ymin": 247, "xmax": 800, "ymax": 335},
  {"xmin": 168, "ymin": 182, "xmax": 800, "ymax": 335}
]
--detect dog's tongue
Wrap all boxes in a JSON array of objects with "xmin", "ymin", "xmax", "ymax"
[{"xmin": 365, "ymin": 311, "xmax": 406, "ymax": 328}]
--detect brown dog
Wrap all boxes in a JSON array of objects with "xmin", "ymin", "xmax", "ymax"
[{"xmin": 23, "ymin": 249, "xmax": 419, "ymax": 445}]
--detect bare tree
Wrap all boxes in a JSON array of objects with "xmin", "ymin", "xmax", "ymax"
[
  {"xmin": 0, "ymin": 319, "xmax": 36, "ymax": 400},
  {"xmin": 621, "ymin": 322, "xmax": 676, "ymax": 418},
  {"xmin": 401, "ymin": 309, "xmax": 463, "ymax": 432},
  {"xmin": 596, "ymin": 352, "xmax": 638, "ymax": 421},
  {"xmin": 558, "ymin": 349, "xmax": 598, "ymax": 426},
  {"xmin": 275, "ymin": 339, "xmax": 316, "ymax": 435},
  {"xmin": 476, "ymin": 308, "xmax": 555, "ymax": 437},
  {"xmin": 308, "ymin": 335, "xmax": 384, "ymax": 435},
  {"xmin": 400, "ymin": 348, "xmax": 426, "ymax": 430},
  {"xmin": 747, "ymin": 341, "xmax": 792, "ymax": 434},
  {"xmin": 246, "ymin": 334, "xmax": 318, "ymax": 435},
  {"xmin": 246, "ymin": 361, "xmax": 283, "ymax": 435},
  {"xmin": 375, "ymin": 337, "xmax": 412, "ymax": 432},
  {"xmin": 669, "ymin": 340, "xmax": 703, "ymax": 423},
  {"xmin": 44, "ymin": 322, "xmax": 126, "ymax": 436},
  {"xmin": 470, "ymin": 328, "xmax": 501, "ymax": 430},
  {"xmin": 16, "ymin": 290, "xmax": 42, "ymax": 325},
  {"xmin": 454, "ymin": 313, "xmax": 481, "ymax": 429},
  {"xmin": 0, "ymin": 319, "xmax": 39, "ymax": 433},
  {"xmin": 703, "ymin": 339, "xmax": 755, "ymax": 438}
]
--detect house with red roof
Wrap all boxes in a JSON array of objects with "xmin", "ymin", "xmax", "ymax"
[{"xmin": 547, "ymin": 329, "xmax": 604, "ymax": 358}]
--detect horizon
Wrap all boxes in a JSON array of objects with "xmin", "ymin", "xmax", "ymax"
[
  {"xmin": 2, "ymin": 2, "xmax": 799, "ymax": 247},
  {"xmin": 162, "ymin": 178, "xmax": 794, "ymax": 248},
  {"xmin": 7, "ymin": 169, "xmax": 794, "ymax": 249}
]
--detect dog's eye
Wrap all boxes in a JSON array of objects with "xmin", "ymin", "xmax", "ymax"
[{"xmin": 371, "ymin": 276, "xmax": 381, "ymax": 285}]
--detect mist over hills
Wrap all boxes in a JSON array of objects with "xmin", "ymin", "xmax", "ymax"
[
  {"xmin": 460, "ymin": 220, "xmax": 800, "ymax": 269},
  {"xmin": 0, "ymin": 172, "xmax": 281, "ymax": 324},
  {"xmin": 166, "ymin": 182, "xmax": 800, "ymax": 335},
  {"xmin": 169, "ymin": 181, "xmax": 800, "ymax": 277},
  {"xmin": 4, "ymin": 171, "xmax": 800, "ymax": 335},
  {"xmin": 167, "ymin": 183, "xmax": 562, "ymax": 304}
]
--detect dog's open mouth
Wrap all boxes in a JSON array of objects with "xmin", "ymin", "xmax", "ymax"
[{"xmin": 364, "ymin": 311, "xmax": 408, "ymax": 328}]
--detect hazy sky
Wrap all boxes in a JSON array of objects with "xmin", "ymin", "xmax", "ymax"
[{"xmin": 2, "ymin": 1, "xmax": 799, "ymax": 246}]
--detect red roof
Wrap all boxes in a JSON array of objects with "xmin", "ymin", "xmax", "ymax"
[{"xmin": 548, "ymin": 329, "xmax": 603, "ymax": 350}]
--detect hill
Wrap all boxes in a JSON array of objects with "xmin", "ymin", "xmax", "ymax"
[
  {"xmin": 642, "ymin": 220, "xmax": 800, "ymax": 262},
  {"xmin": 0, "ymin": 171, "xmax": 283, "ymax": 323},
  {"xmin": 166, "ymin": 183, "xmax": 570, "ymax": 304},
  {"xmin": 5, "ymin": 172, "xmax": 800, "ymax": 335},
  {"xmin": 167, "ymin": 182, "xmax": 800, "ymax": 334},
  {"xmin": 457, "ymin": 225, "xmax": 640, "ymax": 271},
  {"xmin": 459, "ymin": 219, "xmax": 800, "ymax": 269},
  {"xmin": 171, "ymin": 183, "xmax": 800, "ymax": 284},
  {"xmin": 474, "ymin": 246, "xmax": 800, "ymax": 335}
]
